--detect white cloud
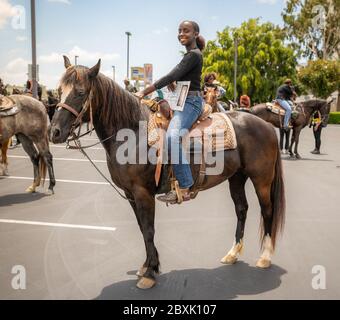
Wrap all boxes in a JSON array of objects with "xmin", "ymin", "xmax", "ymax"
[
  {"xmin": 16, "ymin": 35, "xmax": 27, "ymax": 42},
  {"xmin": 0, "ymin": 0, "xmax": 17, "ymax": 29},
  {"xmin": 5, "ymin": 57, "xmax": 29, "ymax": 73},
  {"xmin": 47, "ymin": 0, "xmax": 71, "ymax": 5},
  {"xmin": 152, "ymin": 27, "xmax": 169, "ymax": 35},
  {"xmin": 1, "ymin": 57, "xmax": 29, "ymax": 85},
  {"xmin": 256, "ymin": 0, "xmax": 277, "ymax": 4},
  {"xmin": 39, "ymin": 46, "xmax": 120, "ymax": 64}
]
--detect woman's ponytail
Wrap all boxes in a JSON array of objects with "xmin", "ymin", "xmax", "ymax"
[{"xmin": 189, "ymin": 21, "xmax": 205, "ymax": 51}]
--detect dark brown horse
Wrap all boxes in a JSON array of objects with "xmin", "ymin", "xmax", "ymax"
[
  {"xmin": 50, "ymin": 56, "xmax": 285, "ymax": 289},
  {"xmin": 251, "ymin": 100, "xmax": 331, "ymax": 159},
  {"xmin": 0, "ymin": 95, "xmax": 56, "ymax": 194}
]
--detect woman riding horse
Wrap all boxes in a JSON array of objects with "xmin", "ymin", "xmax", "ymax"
[{"xmin": 135, "ymin": 21, "xmax": 206, "ymax": 203}]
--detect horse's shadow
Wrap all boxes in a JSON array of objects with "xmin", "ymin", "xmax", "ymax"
[
  {"xmin": 282, "ymin": 156, "xmax": 333, "ymax": 162},
  {"xmin": 0, "ymin": 193, "xmax": 47, "ymax": 207},
  {"xmin": 95, "ymin": 262, "xmax": 287, "ymax": 300}
]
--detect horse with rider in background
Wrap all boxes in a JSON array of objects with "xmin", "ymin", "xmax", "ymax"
[{"xmin": 250, "ymin": 98, "xmax": 331, "ymax": 159}]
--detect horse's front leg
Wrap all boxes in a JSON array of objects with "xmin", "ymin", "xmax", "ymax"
[
  {"xmin": 288, "ymin": 129, "xmax": 296, "ymax": 158},
  {"xmin": 128, "ymin": 187, "xmax": 159, "ymax": 289},
  {"xmin": 294, "ymin": 129, "xmax": 302, "ymax": 159}
]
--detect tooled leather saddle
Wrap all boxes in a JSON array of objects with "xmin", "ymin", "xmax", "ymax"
[{"xmin": 142, "ymin": 98, "xmax": 237, "ymax": 204}]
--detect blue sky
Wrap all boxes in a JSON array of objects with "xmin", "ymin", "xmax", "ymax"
[{"xmin": 0, "ymin": 0, "xmax": 287, "ymax": 88}]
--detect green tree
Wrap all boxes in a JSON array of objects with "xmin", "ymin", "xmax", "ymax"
[
  {"xmin": 282, "ymin": 0, "xmax": 340, "ymax": 60},
  {"xmin": 203, "ymin": 19, "xmax": 298, "ymax": 103},
  {"xmin": 298, "ymin": 59, "xmax": 340, "ymax": 98}
]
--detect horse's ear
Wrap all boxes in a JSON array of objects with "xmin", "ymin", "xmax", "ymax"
[
  {"xmin": 88, "ymin": 59, "xmax": 101, "ymax": 79},
  {"xmin": 63, "ymin": 55, "xmax": 72, "ymax": 69}
]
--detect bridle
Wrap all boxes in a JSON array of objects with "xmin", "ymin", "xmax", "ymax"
[
  {"xmin": 56, "ymin": 87, "xmax": 94, "ymax": 141},
  {"xmin": 56, "ymin": 86, "xmax": 134, "ymax": 202}
]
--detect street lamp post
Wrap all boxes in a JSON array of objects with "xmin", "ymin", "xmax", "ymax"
[
  {"xmin": 125, "ymin": 31, "xmax": 132, "ymax": 79},
  {"xmin": 234, "ymin": 37, "xmax": 238, "ymax": 103},
  {"xmin": 112, "ymin": 66, "xmax": 116, "ymax": 81},
  {"xmin": 30, "ymin": 0, "xmax": 37, "ymax": 99},
  {"xmin": 75, "ymin": 55, "xmax": 79, "ymax": 66}
]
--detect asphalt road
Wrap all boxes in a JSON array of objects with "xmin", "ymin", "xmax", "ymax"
[{"xmin": 0, "ymin": 124, "xmax": 339, "ymax": 300}]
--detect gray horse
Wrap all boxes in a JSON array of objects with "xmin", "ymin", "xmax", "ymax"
[{"xmin": 0, "ymin": 95, "xmax": 56, "ymax": 194}]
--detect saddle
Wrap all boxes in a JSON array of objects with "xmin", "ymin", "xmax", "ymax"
[
  {"xmin": 266, "ymin": 101, "xmax": 286, "ymax": 116},
  {"xmin": 0, "ymin": 96, "xmax": 18, "ymax": 116},
  {"xmin": 143, "ymin": 98, "xmax": 237, "ymax": 204},
  {"xmin": 266, "ymin": 101, "xmax": 299, "ymax": 126},
  {"xmin": 0, "ymin": 95, "xmax": 19, "ymax": 140}
]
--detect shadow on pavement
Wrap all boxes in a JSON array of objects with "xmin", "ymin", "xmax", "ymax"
[
  {"xmin": 0, "ymin": 193, "xmax": 47, "ymax": 207},
  {"xmin": 95, "ymin": 262, "xmax": 287, "ymax": 300},
  {"xmin": 282, "ymin": 157, "xmax": 333, "ymax": 162}
]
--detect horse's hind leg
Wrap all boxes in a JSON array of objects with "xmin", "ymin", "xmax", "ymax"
[
  {"xmin": 34, "ymin": 138, "xmax": 56, "ymax": 195},
  {"xmin": 221, "ymin": 172, "xmax": 248, "ymax": 265},
  {"xmin": 16, "ymin": 134, "xmax": 40, "ymax": 193},
  {"xmin": 252, "ymin": 178, "xmax": 274, "ymax": 269}
]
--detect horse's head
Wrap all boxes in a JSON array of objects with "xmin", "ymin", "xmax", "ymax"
[
  {"xmin": 204, "ymin": 86, "xmax": 218, "ymax": 107},
  {"xmin": 320, "ymin": 97, "xmax": 333, "ymax": 127},
  {"xmin": 316, "ymin": 98, "xmax": 334, "ymax": 127},
  {"xmin": 50, "ymin": 55, "xmax": 101, "ymax": 143}
]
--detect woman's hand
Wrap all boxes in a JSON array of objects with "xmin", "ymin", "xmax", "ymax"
[
  {"xmin": 167, "ymin": 82, "xmax": 177, "ymax": 92},
  {"xmin": 134, "ymin": 91, "xmax": 144, "ymax": 100}
]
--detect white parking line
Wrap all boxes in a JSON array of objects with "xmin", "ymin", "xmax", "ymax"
[
  {"xmin": 2, "ymin": 176, "xmax": 110, "ymax": 185},
  {"xmin": 0, "ymin": 219, "xmax": 116, "ymax": 231},
  {"xmin": 8, "ymin": 155, "xmax": 106, "ymax": 163}
]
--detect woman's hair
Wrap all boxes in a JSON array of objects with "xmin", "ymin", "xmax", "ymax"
[
  {"xmin": 187, "ymin": 21, "xmax": 206, "ymax": 51},
  {"xmin": 204, "ymin": 72, "xmax": 217, "ymax": 83}
]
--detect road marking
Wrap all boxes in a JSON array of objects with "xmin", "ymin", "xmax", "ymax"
[
  {"xmin": 0, "ymin": 219, "xmax": 116, "ymax": 231},
  {"xmin": 8, "ymin": 155, "xmax": 106, "ymax": 163},
  {"xmin": 2, "ymin": 176, "xmax": 110, "ymax": 185}
]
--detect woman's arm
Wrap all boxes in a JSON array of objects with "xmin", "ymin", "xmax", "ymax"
[{"xmin": 136, "ymin": 51, "xmax": 200, "ymax": 99}]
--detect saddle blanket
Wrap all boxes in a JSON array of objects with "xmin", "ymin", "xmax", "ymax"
[
  {"xmin": 266, "ymin": 102, "xmax": 285, "ymax": 116},
  {"xmin": 148, "ymin": 112, "xmax": 237, "ymax": 152}
]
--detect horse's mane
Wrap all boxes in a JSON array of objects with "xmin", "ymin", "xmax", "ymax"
[
  {"xmin": 61, "ymin": 66, "xmax": 145, "ymax": 133},
  {"xmin": 301, "ymin": 99, "xmax": 327, "ymax": 110}
]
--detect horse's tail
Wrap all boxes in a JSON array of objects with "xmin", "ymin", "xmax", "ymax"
[
  {"xmin": 268, "ymin": 146, "xmax": 286, "ymax": 249},
  {"xmin": 39, "ymin": 155, "xmax": 47, "ymax": 187}
]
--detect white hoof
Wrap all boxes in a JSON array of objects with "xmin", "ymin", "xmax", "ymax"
[
  {"xmin": 256, "ymin": 258, "xmax": 271, "ymax": 269},
  {"xmin": 136, "ymin": 277, "xmax": 156, "ymax": 290},
  {"xmin": 26, "ymin": 186, "xmax": 36, "ymax": 193},
  {"xmin": 221, "ymin": 254, "xmax": 238, "ymax": 265},
  {"xmin": 45, "ymin": 189, "xmax": 54, "ymax": 196}
]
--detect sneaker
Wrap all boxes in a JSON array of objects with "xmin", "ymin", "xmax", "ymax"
[
  {"xmin": 157, "ymin": 190, "xmax": 177, "ymax": 203},
  {"xmin": 310, "ymin": 149, "xmax": 320, "ymax": 155},
  {"xmin": 157, "ymin": 189, "xmax": 191, "ymax": 204}
]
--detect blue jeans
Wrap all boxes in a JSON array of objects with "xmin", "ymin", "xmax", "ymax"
[
  {"xmin": 276, "ymin": 99, "xmax": 292, "ymax": 127},
  {"xmin": 167, "ymin": 95, "xmax": 203, "ymax": 189}
]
